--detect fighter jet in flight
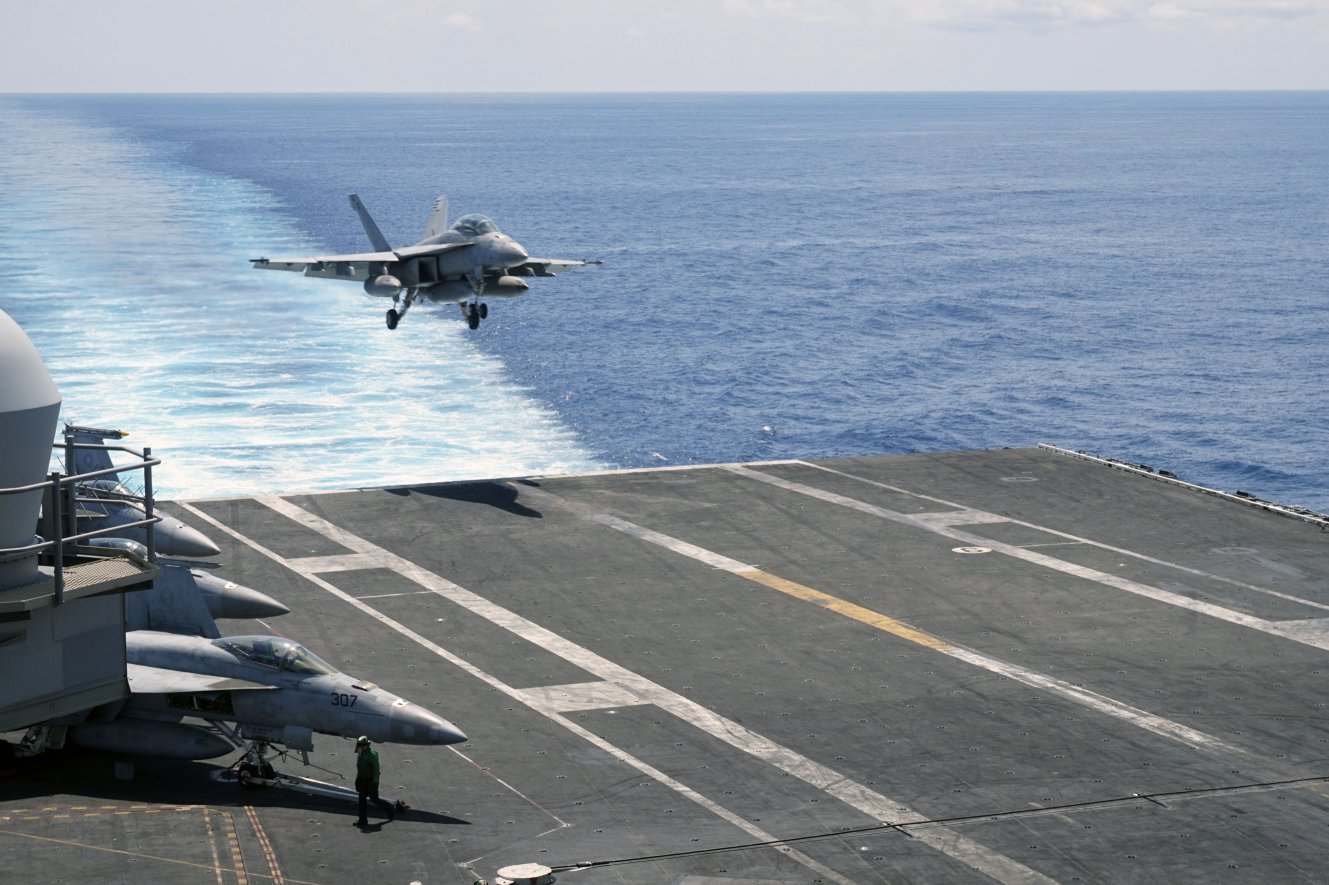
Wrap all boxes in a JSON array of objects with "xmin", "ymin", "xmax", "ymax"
[{"xmin": 251, "ymin": 193, "xmax": 601, "ymax": 330}]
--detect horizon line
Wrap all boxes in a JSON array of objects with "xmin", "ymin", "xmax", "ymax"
[{"xmin": 4, "ymin": 88, "xmax": 1329, "ymax": 97}]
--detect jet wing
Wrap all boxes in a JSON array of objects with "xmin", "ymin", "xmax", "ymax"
[
  {"xmin": 513, "ymin": 257, "xmax": 604, "ymax": 278},
  {"xmin": 250, "ymin": 242, "xmax": 474, "ymax": 282},
  {"xmin": 127, "ymin": 662, "xmax": 276, "ymax": 694}
]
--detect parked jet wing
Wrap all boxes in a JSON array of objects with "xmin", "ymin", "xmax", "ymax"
[{"xmin": 126, "ymin": 662, "xmax": 276, "ymax": 694}]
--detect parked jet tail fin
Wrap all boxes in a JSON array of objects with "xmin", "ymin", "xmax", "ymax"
[
  {"xmin": 64, "ymin": 423, "xmax": 124, "ymax": 478},
  {"xmin": 349, "ymin": 193, "xmax": 393, "ymax": 252},
  {"xmin": 423, "ymin": 194, "xmax": 449, "ymax": 241},
  {"xmin": 126, "ymin": 564, "xmax": 222, "ymax": 639}
]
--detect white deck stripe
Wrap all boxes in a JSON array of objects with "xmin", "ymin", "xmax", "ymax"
[
  {"xmin": 515, "ymin": 484, "xmax": 1240, "ymax": 757},
  {"xmin": 727, "ymin": 465, "xmax": 1329, "ymax": 651},
  {"xmin": 178, "ymin": 498, "xmax": 1053, "ymax": 884},
  {"xmin": 803, "ymin": 461, "xmax": 1329, "ymax": 615},
  {"xmin": 285, "ymin": 553, "xmax": 379, "ymax": 574}
]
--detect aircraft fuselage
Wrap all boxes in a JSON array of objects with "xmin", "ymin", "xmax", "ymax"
[{"xmin": 123, "ymin": 631, "xmax": 466, "ymax": 746}]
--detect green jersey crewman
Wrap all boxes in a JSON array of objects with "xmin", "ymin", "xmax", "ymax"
[{"xmin": 353, "ymin": 736, "xmax": 395, "ymax": 826}]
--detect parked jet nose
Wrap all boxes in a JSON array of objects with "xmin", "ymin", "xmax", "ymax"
[
  {"xmin": 157, "ymin": 518, "xmax": 222, "ymax": 558},
  {"xmin": 388, "ymin": 700, "xmax": 467, "ymax": 745}
]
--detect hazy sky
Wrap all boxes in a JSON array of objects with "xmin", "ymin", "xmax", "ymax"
[{"xmin": 3, "ymin": 1, "xmax": 1327, "ymax": 92}]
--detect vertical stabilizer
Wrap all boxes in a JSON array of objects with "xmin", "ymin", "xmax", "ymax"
[
  {"xmin": 422, "ymin": 195, "xmax": 449, "ymax": 241},
  {"xmin": 349, "ymin": 193, "xmax": 393, "ymax": 252},
  {"xmin": 65, "ymin": 424, "xmax": 125, "ymax": 478}
]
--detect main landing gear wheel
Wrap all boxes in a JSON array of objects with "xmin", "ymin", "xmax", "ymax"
[
  {"xmin": 386, "ymin": 309, "xmax": 399, "ymax": 330},
  {"xmin": 238, "ymin": 759, "xmax": 275, "ymax": 790}
]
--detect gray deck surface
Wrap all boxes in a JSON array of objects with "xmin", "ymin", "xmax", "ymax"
[{"xmin": 5, "ymin": 447, "xmax": 1329, "ymax": 884}]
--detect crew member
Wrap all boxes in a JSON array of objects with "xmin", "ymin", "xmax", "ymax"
[{"xmin": 353, "ymin": 736, "xmax": 395, "ymax": 826}]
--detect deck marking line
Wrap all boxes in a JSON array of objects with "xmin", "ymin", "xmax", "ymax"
[
  {"xmin": 184, "ymin": 497, "xmax": 1053, "ymax": 885},
  {"xmin": 517, "ymin": 681, "xmax": 650, "ymax": 712},
  {"xmin": 514, "ymin": 484, "xmax": 1245, "ymax": 758},
  {"xmin": 743, "ymin": 570, "xmax": 1232, "ymax": 752},
  {"xmin": 737, "ymin": 568, "xmax": 954, "ymax": 651},
  {"xmin": 285, "ymin": 553, "xmax": 379, "ymax": 574},
  {"xmin": 244, "ymin": 805, "xmax": 283, "ymax": 885},
  {"xmin": 201, "ymin": 807, "xmax": 225, "ymax": 885},
  {"xmin": 729, "ymin": 465, "xmax": 1329, "ymax": 650},
  {"xmin": 0, "ymin": 829, "xmax": 305, "ymax": 883},
  {"xmin": 797, "ymin": 461, "xmax": 1329, "ymax": 615},
  {"xmin": 221, "ymin": 808, "xmax": 248, "ymax": 885},
  {"xmin": 180, "ymin": 503, "xmax": 877, "ymax": 885}
]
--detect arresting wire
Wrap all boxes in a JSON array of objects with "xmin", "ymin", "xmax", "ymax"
[{"xmin": 549, "ymin": 772, "xmax": 1329, "ymax": 874}]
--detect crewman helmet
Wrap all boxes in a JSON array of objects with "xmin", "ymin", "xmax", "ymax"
[{"xmin": 356, "ymin": 736, "xmax": 370, "ymax": 747}]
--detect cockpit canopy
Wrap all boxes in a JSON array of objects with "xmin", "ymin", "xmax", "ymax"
[
  {"xmin": 214, "ymin": 635, "xmax": 337, "ymax": 676},
  {"xmin": 450, "ymin": 214, "xmax": 499, "ymax": 237}
]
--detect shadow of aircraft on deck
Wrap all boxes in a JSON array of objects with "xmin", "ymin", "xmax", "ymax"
[{"xmin": 385, "ymin": 480, "xmax": 543, "ymax": 518}]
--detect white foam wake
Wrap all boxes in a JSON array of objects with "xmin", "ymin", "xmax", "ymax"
[{"xmin": 0, "ymin": 101, "xmax": 603, "ymax": 499}]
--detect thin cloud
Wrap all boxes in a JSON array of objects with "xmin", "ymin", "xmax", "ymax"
[
  {"xmin": 440, "ymin": 11, "xmax": 482, "ymax": 31},
  {"xmin": 722, "ymin": 0, "xmax": 842, "ymax": 23},
  {"xmin": 867, "ymin": 0, "xmax": 1324, "ymax": 31}
]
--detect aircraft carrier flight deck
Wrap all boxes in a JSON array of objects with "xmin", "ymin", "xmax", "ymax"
[{"xmin": 6, "ymin": 445, "xmax": 1329, "ymax": 884}]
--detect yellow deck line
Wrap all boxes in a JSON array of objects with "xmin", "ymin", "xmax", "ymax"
[{"xmin": 735, "ymin": 568, "xmax": 954, "ymax": 650}]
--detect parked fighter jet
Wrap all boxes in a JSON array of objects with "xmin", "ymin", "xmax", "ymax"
[
  {"xmin": 63, "ymin": 424, "xmax": 221, "ymax": 558},
  {"xmin": 63, "ymin": 630, "xmax": 466, "ymax": 760},
  {"xmin": 250, "ymin": 193, "xmax": 601, "ymax": 329},
  {"xmin": 54, "ymin": 532, "xmax": 463, "ymax": 760},
  {"xmin": 94, "ymin": 543, "xmax": 291, "ymax": 636}
]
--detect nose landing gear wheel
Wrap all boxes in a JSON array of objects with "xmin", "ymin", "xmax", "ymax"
[
  {"xmin": 466, "ymin": 310, "xmax": 480, "ymax": 330},
  {"xmin": 386, "ymin": 309, "xmax": 399, "ymax": 330},
  {"xmin": 478, "ymin": 303, "xmax": 488, "ymax": 319}
]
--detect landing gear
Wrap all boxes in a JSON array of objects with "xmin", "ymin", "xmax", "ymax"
[
  {"xmin": 461, "ymin": 301, "xmax": 488, "ymax": 330},
  {"xmin": 238, "ymin": 757, "xmax": 276, "ymax": 790},
  {"xmin": 234, "ymin": 739, "xmax": 280, "ymax": 789},
  {"xmin": 219, "ymin": 737, "xmax": 409, "ymax": 813},
  {"xmin": 385, "ymin": 288, "xmax": 417, "ymax": 331},
  {"xmin": 463, "ymin": 267, "xmax": 488, "ymax": 330}
]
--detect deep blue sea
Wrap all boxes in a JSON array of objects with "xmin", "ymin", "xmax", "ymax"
[{"xmin": 1, "ymin": 93, "xmax": 1326, "ymax": 509}]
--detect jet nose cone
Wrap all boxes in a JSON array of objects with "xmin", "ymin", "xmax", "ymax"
[
  {"xmin": 192, "ymin": 571, "xmax": 290, "ymax": 619},
  {"xmin": 158, "ymin": 520, "xmax": 222, "ymax": 558},
  {"xmin": 501, "ymin": 239, "xmax": 529, "ymax": 266},
  {"xmin": 389, "ymin": 701, "xmax": 467, "ymax": 745}
]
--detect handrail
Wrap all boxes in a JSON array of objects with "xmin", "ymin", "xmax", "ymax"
[
  {"xmin": 0, "ymin": 436, "xmax": 164, "ymax": 604},
  {"xmin": 1, "ymin": 517, "xmax": 161, "ymax": 555}
]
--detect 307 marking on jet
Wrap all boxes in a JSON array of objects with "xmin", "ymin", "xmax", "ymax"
[{"xmin": 251, "ymin": 193, "xmax": 601, "ymax": 330}]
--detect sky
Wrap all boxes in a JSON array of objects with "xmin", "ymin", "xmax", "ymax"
[{"xmin": 2, "ymin": 0, "xmax": 1327, "ymax": 92}]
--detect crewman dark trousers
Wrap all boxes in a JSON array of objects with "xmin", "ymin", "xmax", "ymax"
[{"xmin": 355, "ymin": 778, "xmax": 394, "ymax": 825}]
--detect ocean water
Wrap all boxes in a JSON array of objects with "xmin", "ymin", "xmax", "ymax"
[{"xmin": 1, "ymin": 93, "xmax": 1326, "ymax": 510}]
